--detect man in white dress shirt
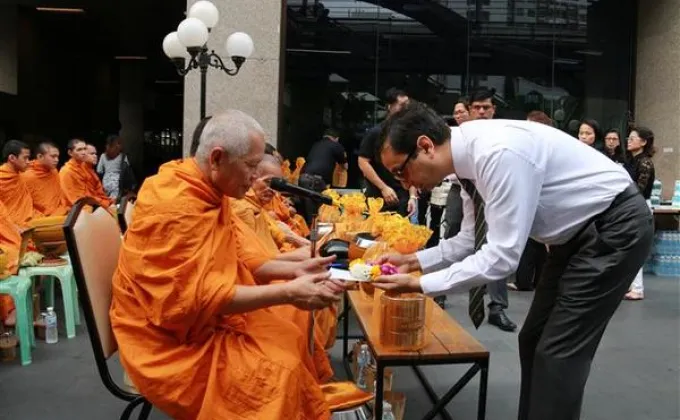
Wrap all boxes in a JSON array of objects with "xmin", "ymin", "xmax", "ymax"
[{"xmin": 372, "ymin": 102, "xmax": 653, "ymax": 420}]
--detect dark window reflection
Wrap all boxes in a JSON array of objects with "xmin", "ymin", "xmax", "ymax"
[{"xmin": 282, "ymin": 0, "xmax": 637, "ymax": 187}]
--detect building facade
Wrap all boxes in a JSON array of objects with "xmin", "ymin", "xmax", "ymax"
[{"xmin": 186, "ymin": 0, "xmax": 679, "ymax": 196}]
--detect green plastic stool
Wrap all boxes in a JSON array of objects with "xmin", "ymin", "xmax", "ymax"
[
  {"xmin": 0, "ymin": 275, "xmax": 36, "ymax": 366},
  {"xmin": 20, "ymin": 263, "xmax": 79, "ymax": 339}
]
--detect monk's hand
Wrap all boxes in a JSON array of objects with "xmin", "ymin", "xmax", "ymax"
[
  {"xmin": 287, "ymin": 272, "xmax": 341, "ymax": 310},
  {"xmin": 374, "ymin": 253, "xmax": 420, "ymax": 274},
  {"xmin": 372, "ymin": 274, "xmax": 422, "ymax": 293},
  {"xmin": 294, "ymin": 255, "xmax": 336, "ymax": 277}
]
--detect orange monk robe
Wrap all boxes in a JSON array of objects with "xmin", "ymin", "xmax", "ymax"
[
  {"xmin": 22, "ymin": 161, "xmax": 69, "ymax": 216},
  {"xmin": 264, "ymin": 192, "xmax": 310, "ymax": 237},
  {"xmin": 110, "ymin": 159, "xmax": 330, "ymax": 420},
  {"xmin": 59, "ymin": 159, "xmax": 113, "ymax": 209},
  {"xmin": 0, "ymin": 200, "xmax": 22, "ymax": 321},
  {"xmin": 230, "ymin": 209, "xmax": 334, "ymax": 383},
  {"xmin": 0, "ymin": 163, "xmax": 43, "ymax": 228},
  {"xmin": 232, "ymin": 192, "xmax": 339, "ymax": 353}
]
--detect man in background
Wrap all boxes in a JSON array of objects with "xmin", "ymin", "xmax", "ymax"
[
  {"xmin": 462, "ymin": 88, "xmax": 516, "ymax": 332},
  {"xmin": 358, "ymin": 88, "xmax": 417, "ymax": 217},
  {"xmin": 302, "ymin": 128, "xmax": 347, "ymax": 188}
]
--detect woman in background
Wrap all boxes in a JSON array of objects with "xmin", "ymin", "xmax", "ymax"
[
  {"xmin": 603, "ymin": 128, "xmax": 626, "ymax": 164},
  {"xmin": 624, "ymin": 127, "xmax": 656, "ymax": 300},
  {"xmin": 578, "ymin": 118, "xmax": 604, "ymax": 150}
]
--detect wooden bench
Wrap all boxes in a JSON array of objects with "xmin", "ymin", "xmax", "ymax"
[{"xmin": 341, "ymin": 290, "xmax": 489, "ymax": 420}]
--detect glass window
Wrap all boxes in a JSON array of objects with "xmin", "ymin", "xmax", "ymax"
[{"xmin": 282, "ymin": 0, "xmax": 637, "ymax": 186}]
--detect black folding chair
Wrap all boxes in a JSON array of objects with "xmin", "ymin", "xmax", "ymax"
[{"xmin": 63, "ymin": 197, "xmax": 152, "ymax": 420}]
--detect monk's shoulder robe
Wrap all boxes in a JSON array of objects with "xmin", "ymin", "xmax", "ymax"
[
  {"xmin": 0, "ymin": 200, "xmax": 22, "ymax": 321},
  {"xmin": 231, "ymin": 193, "xmax": 286, "ymax": 255},
  {"xmin": 23, "ymin": 161, "xmax": 68, "ymax": 216},
  {"xmin": 60, "ymin": 160, "xmax": 112, "ymax": 208},
  {"xmin": 0, "ymin": 163, "xmax": 41, "ymax": 227},
  {"xmin": 110, "ymin": 159, "xmax": 330, "ymax": 420},
  {"xmin": 84, "ymin": 165, "xmax": 114, "ymax": 206},
  {"xmin": 231, "ymin": 213, "xmax": 334, "ymax": 383},
  {"xmin": 266, "ymin": 194, "xmax": 310, "ymax": 237}
]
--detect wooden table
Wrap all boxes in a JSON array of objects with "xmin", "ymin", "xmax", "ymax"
[{"xmin": 341, "ymin": 290, "xmax": 490, "ymax": 420}]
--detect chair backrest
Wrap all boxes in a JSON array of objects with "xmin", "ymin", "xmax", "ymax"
[{"xmin": 64, "ymin": 197, "xmax": 134, "ymax": 401}]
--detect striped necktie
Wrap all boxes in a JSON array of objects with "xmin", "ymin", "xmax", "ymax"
[{"xmin": 459, "ymin": 179, "xmax": 486, "ymax": 329}]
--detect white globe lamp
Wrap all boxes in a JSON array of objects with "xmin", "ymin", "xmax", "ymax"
[{"xmin": 188, "ymin": 1, "xmax": 219, "ymax": 29}]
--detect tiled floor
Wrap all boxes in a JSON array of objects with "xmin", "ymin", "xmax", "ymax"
[{"xmin": 0, "ymin": 276, "xmax": 678, "ymax": 420}]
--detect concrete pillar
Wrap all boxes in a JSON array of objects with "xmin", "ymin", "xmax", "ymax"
[
  {"xmin": 183, "ymin": 0, "xmax": 283, "ymax": 156},
  {"xmin": 0, "ymin": 5, "xmax": 17, "ymax": 96},
  {"xmin": 119, "ymin": 61, "xmax": 145, "ymax": 175},
  {"xmin": 635, "ymin": 0, "xmax": 680, "ymax": 199}
]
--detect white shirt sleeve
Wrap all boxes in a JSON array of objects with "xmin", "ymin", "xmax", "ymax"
[
  {"xmin": 419, "ymin": 148, "xmax": 544, "ymax": 295},
  {"xmin": 415, "ymin": 187, "xmax": 475, "ymax": 273}
]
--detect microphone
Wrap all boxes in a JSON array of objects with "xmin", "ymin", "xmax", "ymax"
[{"xmin": 269, "ymin": 177, "xmax": 333, "ymax": 206}]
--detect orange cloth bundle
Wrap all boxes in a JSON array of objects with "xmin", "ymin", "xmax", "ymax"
[
  {"xmin": 372, "ymin": 214, "xmax": 432, "ymax": 254},
  {"xmin": 281, "ymin": 157, "xmax": 306, "ymax": 185}
]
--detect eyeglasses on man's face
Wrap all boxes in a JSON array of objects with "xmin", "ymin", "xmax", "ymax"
[{"xmin": 392, "ymin": 146, "xmax": 419, "ymax": 180}]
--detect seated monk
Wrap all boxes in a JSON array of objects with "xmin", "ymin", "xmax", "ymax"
[
  {"xmin": 231, "ymin": 156, "xmax": 339, "ymax": 352},
  {"xmin": 60, "ymin": 139, "xmax": 114, "ymax": 209},
  {"xmin": 263, "ymin": 144, "xmax": 310, "ymax": 237},
  {"xmin": 23, "ymin": 142, "xmax": 69, "ymax": 216},
  {"xmin": 0, "ymin": 199, "xmax": 22, "ymax": 326},
  {"xmin": 0, "ymin": 140, "xmax": 43, "ymax": 227},
  {"xmin": 110, "ymin": 110, "xmax": 346, "ymax": 419}
]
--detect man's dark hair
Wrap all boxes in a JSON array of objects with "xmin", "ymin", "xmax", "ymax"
[
  {"xmin": 67, "ymin": 138, "xmax": 85, "ymax": 151},
  {"xmin": 2, "ymin": 139, "xmax": 30, "ymax": 163},
  {"xmin": 456, "ymin": 96, "xmax": 469, "ymax": 110},
  {"xmin": 36, "ymin": 141, "xmax": 59, "ymax": 155},
  {"xmin": 469, "ymin": 88, "xmax": 495, "ymax": 104},
  {"xmin": 323, "ymin": 127, "xmax": 340, "ymax": 139},
  {"xmin": 379, "ymin": 101, "xmax": 451, "ymax": 155},
  {"xmin": 105, "ymin": 135, "xmax": 121, "ymax": 147},
  {"xmin": 385, "ymin": 87, "xmax": 407, "ymax": 105},
  {"xmin": 632, "ymin": 126, "xmax": 656, "ymax": 157},
  {"xmin": 190, "ymin": 116, "xmax": 213, "ymax": 157}
]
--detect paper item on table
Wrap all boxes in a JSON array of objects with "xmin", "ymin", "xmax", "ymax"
[{"xmin": 329, "ymin": 268, "xmax": 368, "ymax": 282}]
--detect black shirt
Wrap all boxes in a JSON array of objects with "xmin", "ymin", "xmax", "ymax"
[
  {"xmin": 625, "ymin": 153, "xmax": 655, "ymax": 199},
  {"xmin": 358, "ymin": 124, "xmax": 406, "ymax": 197},
  {"xmin": 302, "ymin": 138, "xmax": 347, "ymax": 186}
]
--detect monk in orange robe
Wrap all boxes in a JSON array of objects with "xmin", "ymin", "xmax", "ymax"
[
  {"xmin": 232, "ymin": 156, "xmax": 339, "ymax": 352},
  {"xmin": 59, "ymin": 139, "xmax": 114, "ymax": 209},
  {"xmin": 266, "ymin": 192, "xmax": 311, "ymax": 237},
  {"xmin": 110, "ymin": 110, "xmax": 345, "ymax": 420},
  {"xmin": 0, "ymin": 199, "xmax": 23, "ymax": 324},
  {"xmin": 23, "ymin": 142, "xmax": 68, "ymax": 216},
  {"xmin": 0, "ymin": 140, "xmax": 43, "ymax": 227}
]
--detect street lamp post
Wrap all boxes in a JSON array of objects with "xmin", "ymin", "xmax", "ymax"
[{"xmin": 162, "ymin": 0, "xmax": 254, "ymax": 119}]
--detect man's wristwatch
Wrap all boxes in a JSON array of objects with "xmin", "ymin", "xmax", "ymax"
[{"xmin": 409, "ymin": 196, "xmax": 418, "ymax": 201}]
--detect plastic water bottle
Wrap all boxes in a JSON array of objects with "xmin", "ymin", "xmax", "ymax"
[
  {"xmin": 382, "ymin": 401, "xmax": 396, "ymax": 420},
  {"xmin": 356, "ymin": 344, "xmax": 370, "ymax": 389},
  {"xmin": 45, "ymin": 307, "xmax": 58, "ymax": 344}
]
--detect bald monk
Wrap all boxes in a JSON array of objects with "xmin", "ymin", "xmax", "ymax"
[
  {"xmin": 23, "ymin": 142, "xmax": 69, "ymax": 216},
  {"xmin": 0, "ymin": 140, "xmax": 43, "ymax": 227},
  {"xmin": 232, "ymin": 156, "xmax": 339, "ymax": 352},
  {"xmin": 232, "ymin": 156, "xmax": 310, "ymax": 253},
  {"xmin": 110, "ymin": 110, "xmax": 346, "ymax": 420},
  {"xmin": 60, "ymin": 139, "xmax": 114, "ymax": 208},
  {"xmin": 0, "ymin": 199, "xmax": 23, "ymax": 325}
]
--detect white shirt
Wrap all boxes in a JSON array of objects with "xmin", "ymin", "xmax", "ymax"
[{"xmin": 417, "ymin": 119, "xmax": 633, "ymax": 295}]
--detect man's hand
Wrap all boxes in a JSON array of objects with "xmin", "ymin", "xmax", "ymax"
[
  {"xmin": 372, "ymin": 274, "xmax": 422, "ymax": 293},
  {"xmin": 374, "ymin": 253, "xmax": 421, "ymax": 273},
  {"xmin": 286, "ymin": 272, "xmax": 344, "ymax": 310},
  {"xmin": 407, "ymin": 197, "xmax": 417, "ymax": 217},
  {"xmin": 294, "ymin": 255, "xmax": 336, "ymax": 277},
  {"xmin": 381, "ymin": 186, "xmax": 399, "ymax": 205}
]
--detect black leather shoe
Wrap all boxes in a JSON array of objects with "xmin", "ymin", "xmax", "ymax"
[
  {"xmin": 488, "ymin": 310, "xmax": 517, "ymax": 332},
  {"xmin": 434, "ymin": 296, "xmax": 447, "ymax": 309}
]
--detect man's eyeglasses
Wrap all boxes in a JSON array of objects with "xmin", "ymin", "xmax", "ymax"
[{"xmin": 393, "ymin": 146, "xmax": 418, "ymax": 180}]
